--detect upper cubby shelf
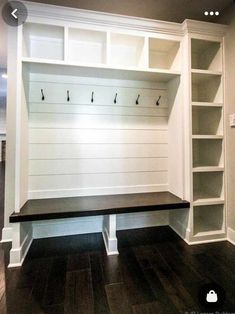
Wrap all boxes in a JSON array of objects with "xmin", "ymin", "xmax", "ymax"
[
  {"xmin": 109, "ymin": 33, "xmax": 146, "ymax": 68},
  {"xmin": 149, "ymin": 38, "xmax": 181, "ymax": 71},
  {"xmin": 23, "ymin": 23, "xmax": 64, "ymax": 60},
  {"xmin": 191, "ymin": 39, "xmax": 222, "ymax": 72},
  {"xmin": 22, "ymin": 23, "xmax": 182, "ymax": 80},
  {"xmin": 68, "ymin": 28, "xmax": 107, "ymax": 65}
]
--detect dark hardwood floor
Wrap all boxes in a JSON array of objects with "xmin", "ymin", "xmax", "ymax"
[{"xmin": 0, "ymin": 162, "xmax": 235, "ymax": 313}]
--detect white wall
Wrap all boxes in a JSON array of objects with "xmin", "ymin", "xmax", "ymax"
[
  {"xmin": 218, "ymin": 6, "xmax": 235, "ymax": 241},
  {"xmin": 0, "ymin": 68, "xmax": 7, "ymax": 161},
  {"xmin": 26, "ymin": 69, "xmax": 170, "ymax": 199}
]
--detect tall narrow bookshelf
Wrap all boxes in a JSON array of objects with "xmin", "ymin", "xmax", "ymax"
[{"xmin": 190, "ymin": 38, "xmax": 226, "ymax": 241}]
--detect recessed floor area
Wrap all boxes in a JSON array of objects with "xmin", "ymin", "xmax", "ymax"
[{"xmin": 0, "ymin": 226, "xmax": 235, "ymax": 313}]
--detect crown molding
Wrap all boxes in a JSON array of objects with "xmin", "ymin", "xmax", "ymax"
[
  {"xmin": 22, "ymin": 1, "xmax": 183, "ymax": 36},
  {"xmin": 22, "ymin": 1, "xmax": 227, "ymax": 39},
  {"xmin": 183, "ymin": 19, "xmax": 227, "ymax": 37}
]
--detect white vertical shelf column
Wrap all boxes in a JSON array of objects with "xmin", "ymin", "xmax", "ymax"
[{"xmin": 102, "ymin": 214, "xmax": 119, "ymax": 255}]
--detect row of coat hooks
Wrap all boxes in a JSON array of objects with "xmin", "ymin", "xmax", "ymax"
[{"xmin": 40, "ymin": 89, "xmax": 162, "ymax": 106}]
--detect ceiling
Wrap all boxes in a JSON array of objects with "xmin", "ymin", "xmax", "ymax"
[{"xmin": 0, "ymin": 0, "xmax": 234, "ymax": 68}]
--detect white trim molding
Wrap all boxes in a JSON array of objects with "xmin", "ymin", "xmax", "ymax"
[
  {"xmin": 102, "ymin": 215, "xmax": 118, "ymax": 255},
  {"xmin": 1, "ymin": 227, "xmax": 13, "ymax": 243},
  {"xmin": 183, "ymin": 19, "xmax": 227, "ymax": 37},
  {"xmin": 228, "ymin": 227, "xmax": 235, "ymax": 245},
  {"xmin": 23, "ymin": 1, "xmax": 183, "ymax": 36},
  {"xmin": 8, "ymin": 233, "xmax": 33, "ymax": 268}
]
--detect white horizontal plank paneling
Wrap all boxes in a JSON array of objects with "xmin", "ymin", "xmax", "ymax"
[
  {"xmin": 29, "ymin": 158, "xmax": 168, "ymax": 175},
  {"xmin": 29, "ymin": 143, "xmax": 168, "ymax": 159},
  {"xmin": 29, "ymin": 171, "xmax": 168, "ymax": 190},
  {"xmin": 29, "ymin": 82, "xmax": 167, "ymax": 107},
  {"xmin": 29, "ymin": 113, "xmax": 167, "ymax": 129},
  {"xmin": 29, "ymin": 129, "xmax": 168, "ymax": 144},
  {"xmin": 29, "ymin": 183, "xmax": 168, "ymax": 199},
  {"xmin": 27, "ymin": 76, "xmax": 169, "ymax": 198},
  {"xmin": 29, "ymin": 103, "xmax": 168, "ymax": 116}
]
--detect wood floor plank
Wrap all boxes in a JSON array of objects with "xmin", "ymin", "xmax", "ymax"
[
  {"xmin": 119, "ymin": 248, "xmax": 156, "ymax": 305},
  {"xmin": 155, "ymin": 241, "xmax": 204, "ymax": 284},
  {"xmin": 43, "ymin": 257, "xmax": 67, "ymax": 307},
  {"xmin": 67, "ymin": 253, "xmax": 90, "ymax": 272},
  {"xmin": 151, "ymin": 246, "xmax": 199, "ymax": 312},
  {"xmin": 105, "ymin": 282, "xmax": 132, "ymax": 314},
  {"xmin": 89, "ymin": 252, "xmax": 110, "ymax": 314},
  {"xmin": 101, "ymin": 253, "xmax": 123, "ymax": 285},
  {"xmin": 132, "ymin": 301, "xmax": 164, "ymax": 314},
  {"xmin": 31, "ymin": 257, "xmax": 53, "ymax": 305},
  {"xmin": 134, "ymin": 245, "xmax": 179, "ymax": 314},
  {"xmin": 42, "ymin": 304, "xmax": 64, "ymax": 314},
  {"xmin": 65, "ymin": 269, "xmax": 94, "ymax": 314},
  {"xmin": 195, "ymin": 252, "xmax": 235, "ymax": 310}
]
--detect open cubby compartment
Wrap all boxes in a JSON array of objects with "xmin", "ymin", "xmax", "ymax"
[
  {"xmin": 193, "ymin": 171, "xmax": 224, "ymax": 202},
  {"xmin": 193, "ymin": 139, "xmax": 223, "ymax": 167},
  {"xmin": 149, "ymin": 38, "xmax": 181, "ymax": 70},
  {"xmin": 110, "ymin": 33, "xmax": 146, "ymax": 68},
  {"xmin": 193, "ymin": 204, "xmax": 224, "ymax": 235},
  {"xmin": 23, "ymin": 23, "xmax": 64, "ymax": 60},
  {"xmin": 192, "ymin": 106, "xmax": 223, "ymax": 135},
  {"xmin": 192, "ymin": 73, "xmax": 222, "ymax": 103},
  {"xmin": 191, "ymin": 39, "xmax": 222, "ymax": 71},
  {"xmin": 68, "ymin": 28, "xmax": 107, "ymax": 64}
]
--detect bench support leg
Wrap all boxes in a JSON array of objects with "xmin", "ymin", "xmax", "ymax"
[{"xmin": 102, "ymin": 214, "xmax": 119, "ymax": 255}]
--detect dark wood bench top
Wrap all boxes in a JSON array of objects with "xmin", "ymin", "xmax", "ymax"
[{"xmin": 10, "ymin": 191, "xmax": 190, "ymax": 223}]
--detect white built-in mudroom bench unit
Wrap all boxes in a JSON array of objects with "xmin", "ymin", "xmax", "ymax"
[{"xmin": 3, "ymin": 1, "xmax": 228, "ymax": 267}]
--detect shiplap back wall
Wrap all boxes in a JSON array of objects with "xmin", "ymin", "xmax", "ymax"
[{"xmin": 27, "ymin": 72, "xmax": 169, "ymax": 199}]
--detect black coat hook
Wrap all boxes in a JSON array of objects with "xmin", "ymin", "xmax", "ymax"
[
  {"xmin": 156, "ymin": 95, "xmax": 161, "ymax": 106},
  {"xmin": 67, "ymin": 90, "xmax": 70, "ymax": 102},
  {"xmin": 41, "ymin": 89, "xmax": 45, "ymax": 101},
  {"xmin": 91, "ymin": 91, "xmax": 94, "ymax": 103},
  {"xmin": 114, "ymin": 93, "xmax": 117, "ymax": 104},
  {"xmin": 136, "ymin": 94, "xmax": 140, "ymax": 105}
]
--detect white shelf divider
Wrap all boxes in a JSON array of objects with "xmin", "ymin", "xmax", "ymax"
[
  {"xmin": 192, "ymin": 135, "xmax": 223, "ymax": 139},
  {"xmin": 193, "ymin": 198, "xmax": 224, "ymax": 206},
  {"xmin": 192, "ymin": 102, "xmax": 223, "ymax": 107},
  {"xmin": 193, "ymin": 166, "xmax": 224, "ymax": 172}
]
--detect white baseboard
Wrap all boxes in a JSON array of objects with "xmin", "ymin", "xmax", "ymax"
[
  {"xmin": 228, "ymin": 227, "xmax": 235, "ymax": 245},
  {"xmin": 8, "ymin": 233, "xmax": 33, "ymax": 268},
  {"xmin": 169, "ymin": 219, "xmax": 190, "ymax": 244},
  {"xmin": 33, "ymin": 211, "xmax": 169, "ymax": 239},
  {"xmin": 187, "ymin": 237, "xmax": 227, "ymax": 245},
  {"xmin": 1, "ymin": 227, "xmax": 13, "ymax": 243},
  {"xmin": 102, "ymin": 229, "xmax": 118, "ymax": 255},
  {"xmin": 28, "ymin": 184, "xmax": 168, "ymax": 199}
]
